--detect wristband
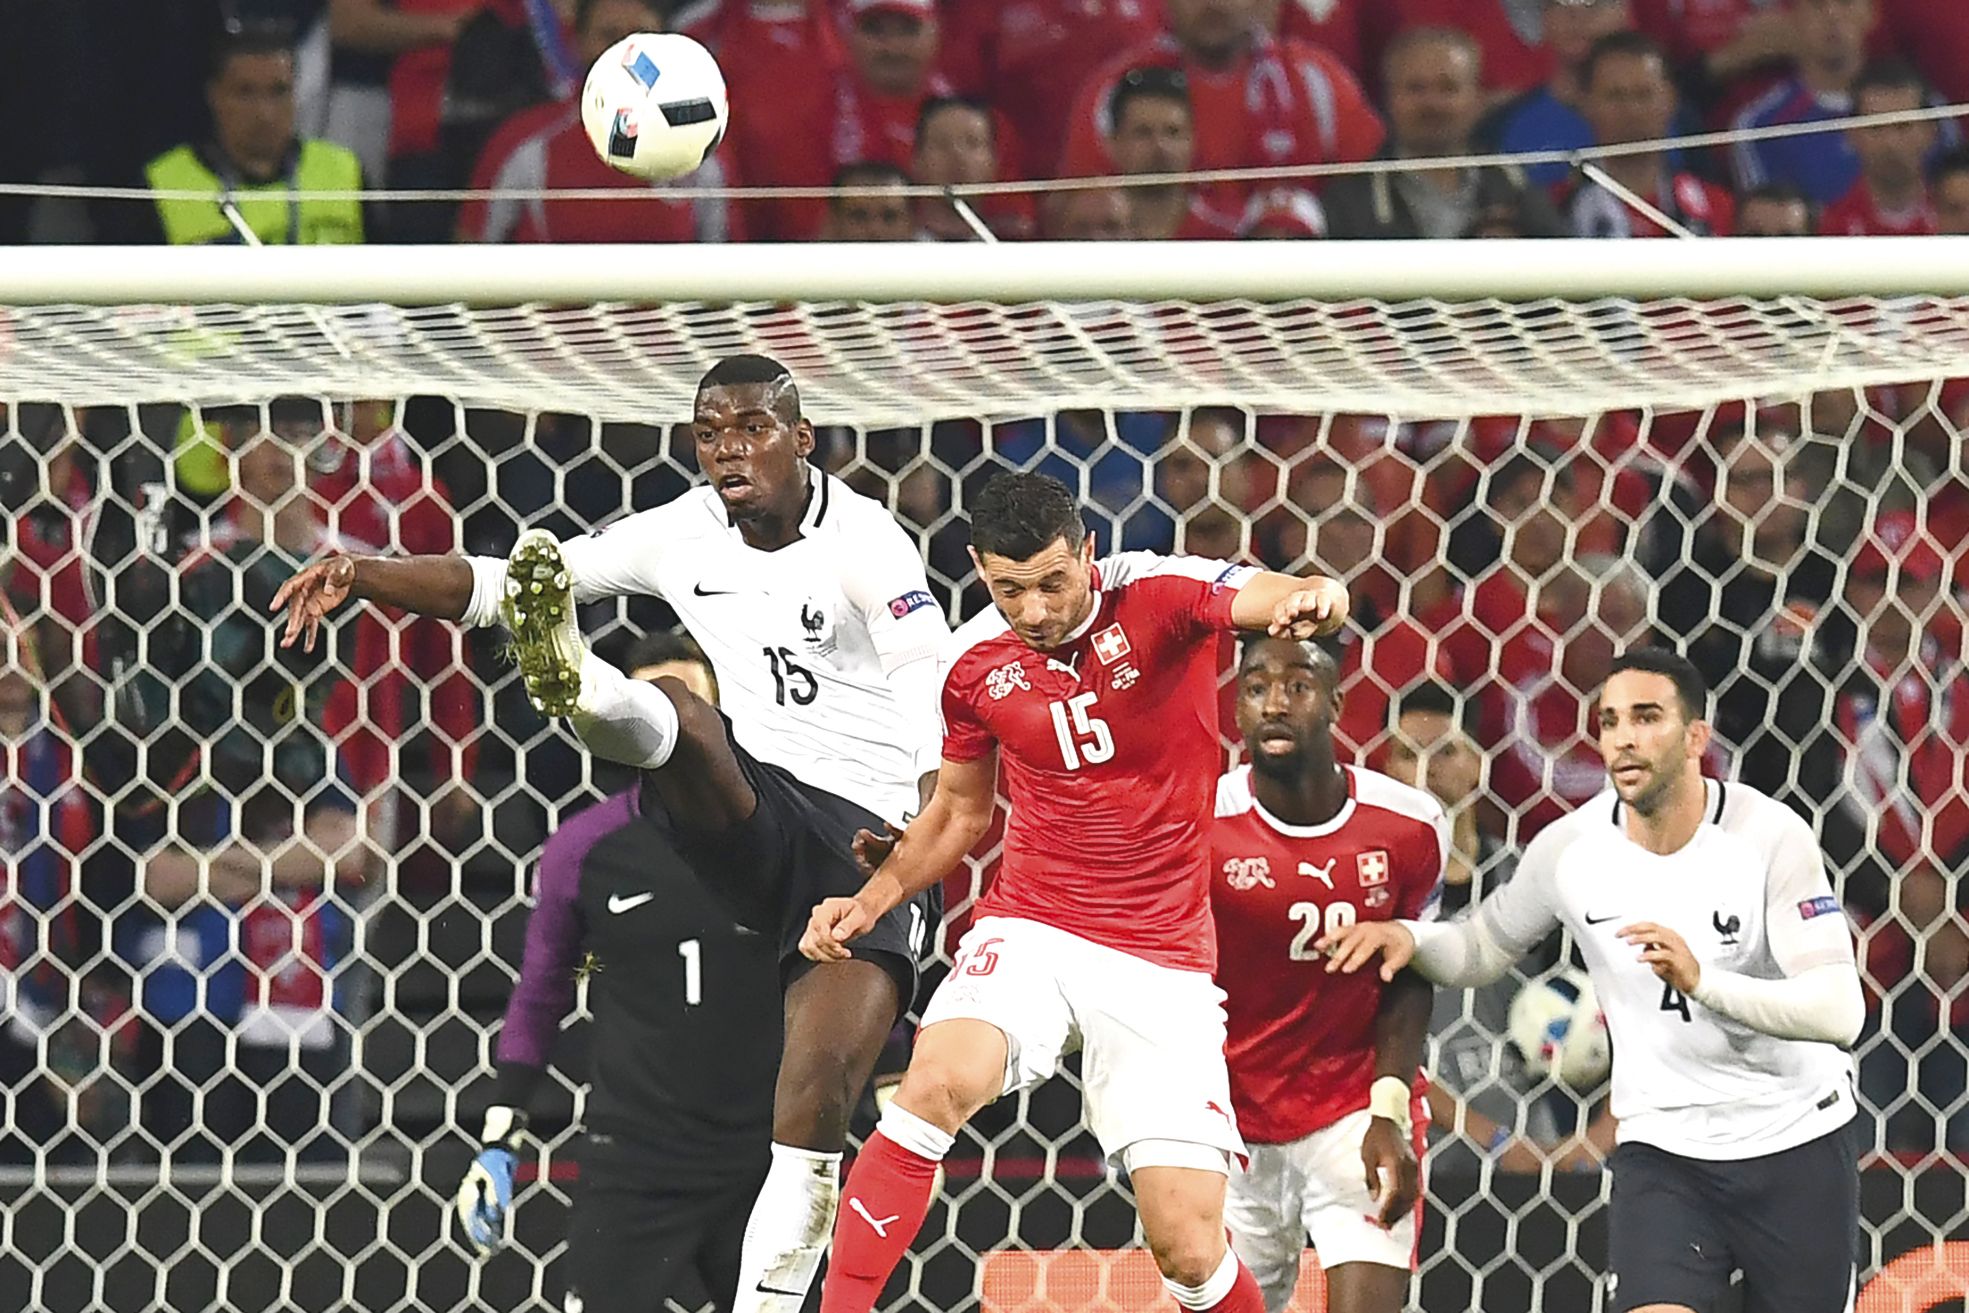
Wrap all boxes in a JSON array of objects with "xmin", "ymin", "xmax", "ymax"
[{"xmin": 1368, "ymin": 1077, "xmax": 1412, "ymax": 1133}]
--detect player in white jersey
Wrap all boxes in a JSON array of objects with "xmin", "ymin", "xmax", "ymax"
[
  {"xmin": 272, "ymin": 355, "xmax": 947, "ymax": 1313},
  {"xmin": 1322, "ymin": 648, "xmax": 1866, "ymax": 1313}
]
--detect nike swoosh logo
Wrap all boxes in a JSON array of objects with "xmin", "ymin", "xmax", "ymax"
[
  {"xmin": 1584, "ymin": 912, "xmax": 1620, "ymax": 926},
  {"xmin": 607, "ymin": 892, "xmax": 656, "ymax": 914},
  {"xmin": 692, "ymin": 583, "xmax": 739, "ymax": 597}
]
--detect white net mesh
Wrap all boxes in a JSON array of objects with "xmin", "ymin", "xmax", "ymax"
[{"xmin": 2, "ymin": 290, "xmax": 1966, "ymax": 1313}]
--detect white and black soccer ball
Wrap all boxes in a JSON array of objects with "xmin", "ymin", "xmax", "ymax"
[
  {"xmin": 581, "ymin": 33, "xmax": 729, "ymax": 182},
  {"xmin": 1508, "ymin": 967, "xmax": 1612, "ymax": 1090}
]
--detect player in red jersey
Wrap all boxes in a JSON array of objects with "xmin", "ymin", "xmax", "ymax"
[
  {"xmin": 800, "ymin": 472, "xmax": 1349, "ymax": 1313},
  {"xmin": 1212, "ymin": 639, "xmax": 1445, "ymax": 1313}
]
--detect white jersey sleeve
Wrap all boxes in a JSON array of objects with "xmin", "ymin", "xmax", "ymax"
[
  {"xmin": 461, "ymin": 510, "xmax": 673, "ymax": 628},
  {"xmin": 1406, "ymin": 819, "xmax": 1565, "ymax": 985},
  {"xmin": 837, "ymin": 510, "xmax": 949, "ymax": 782},
  {"xmin": 1761, "ymin": 810, "xmax": 1859, "ymax": 976}
]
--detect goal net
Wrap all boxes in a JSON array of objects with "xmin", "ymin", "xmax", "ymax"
[{"xmin": 1, "ymin": 242, "xmax": 1964, "ymax": 1313}]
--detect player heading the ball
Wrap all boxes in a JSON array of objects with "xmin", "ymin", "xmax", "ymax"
[{"xmin": 801, "ymin": 470, "xmax": 1349, "ymax": 1313}]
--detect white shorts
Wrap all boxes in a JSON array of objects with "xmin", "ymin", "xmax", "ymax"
[
  {"xmin": 919, "ymin": 916, "xmax": 1246, "ymax": 1171},
  {"xmin": 1225, "ymin": 1108, "xmax": 1418, "ymax": 1310}
]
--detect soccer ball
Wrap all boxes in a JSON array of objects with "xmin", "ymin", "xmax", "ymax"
[
  {"xmin": 581, "ymin": 33, "xmax": 730, "ymax": 182},
  {"xmin": 1508, "ymin": 968, "xmax": 1612, "ymax": 1089}
]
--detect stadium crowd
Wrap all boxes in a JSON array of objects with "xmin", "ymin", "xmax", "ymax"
[{"xmin": 0, "ymin": 0, "xmax": 1965, "ymax": 1183}]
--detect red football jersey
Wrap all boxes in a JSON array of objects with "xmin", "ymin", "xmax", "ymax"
[
  {"xmin": 1819, "ymin": 183, "xmax": 1937, "ymax": 237},
  {"xmin": 1211, "ymin": 765, "xmax": 1446, "ymax": 1144},
  {"xmin": 940, "ymin": 553, "xmax": 1260, "ymax": 972}
]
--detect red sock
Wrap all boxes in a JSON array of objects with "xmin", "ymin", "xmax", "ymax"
[
  {"xmin": 819, "ymin": 1131, "xmax": 938, "ymax": 1313},
  {"xmin": 1201, "ymin": 1260, "xmax": 1264, "ymax": 1313}
]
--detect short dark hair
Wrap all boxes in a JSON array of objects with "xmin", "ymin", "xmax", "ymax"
[
  {"xmin": 1582, "ymin": 30, "xmax": 1666, "ymax": 88},
  {"xmin": 1237, "ymin": 636, "xmax": 1339, "ymax": 688},
  {"xmin": 697, "ymin": 354, "xmax": 800, "ymax": 424},
  {"xmin": 1853, "ymin": 56, "xmax": 1927, "ymax": 107},
  {"xmin": 1606, "ymin": 647, "xmax": 1708, "ymax": 722},
  {"xmin": 969, "ymin": 470, "xmax": 1087, "ymax": 560},
  {"xmin": 575, "ymin": 0, "xmax": 661, "ymax": 31},
  {"xmin": 832, "ymin": 160, "xmax": 912, "ymax": 193},
  {"xmin": 1108, "ymin": 66, "xmax": 1191, "ymax": 130},
  {"xmin": 1394, "ymin": 680, "xmax": 1474, "ymax": 733},
  {"xmin": 210, "ymin": 19, "xmax": 295, "ymax": 81},
  {"xmin": 916, "ymin": 96, "xmax": 994, "ymax": 148},
  {"xmin": 621, "ymin": 630, "xmax": 713, "ymax": 687}
]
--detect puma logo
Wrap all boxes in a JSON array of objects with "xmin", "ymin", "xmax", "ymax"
[
  {"xmin": 1299, "ymin": 858, "xmax": 1336, "ymax": 888},
  {"xmin": 848, "ymin": 1197, "xmax": 900, "ymax": 1237}
]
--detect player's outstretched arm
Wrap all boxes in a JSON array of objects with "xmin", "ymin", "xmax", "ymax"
[
  {"xmin": 273, "ymin": 553, "xmax": 475, "ymax": 651},
  {"xmin": 1226, "ymin": 570, "xmax": 1351, "ymax": 639},
  {"xmin": 802, "ymin": 752, "xmax": 997, "ymax": 962}
]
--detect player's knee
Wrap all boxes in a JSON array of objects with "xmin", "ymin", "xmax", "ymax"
[
  {"xmin": 773, "ymin": 1044, "xmax": 868, "ymax": 1148},
  {"xmin": 1146, "ymin": 1228, "xmax": 1228, "ymax": 1289},
  {"xmin": 654, "ymin": 675, "xmax": 718, "ymax": 750},
  {"xmin": 893, "ymin": 1062, "xmax": 995, "ymax": 1134}
]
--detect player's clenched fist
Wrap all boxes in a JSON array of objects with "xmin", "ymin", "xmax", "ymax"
[
  {"xmin": 1317, "ymin": 920, "xmax": 1416, "ymax": 981},
  {"xmin": 271, "ymin": 554, "xmax": 358, "ymax": 652},
  {"xmin": 802, "ymin": 896, "xmax": 875, "ymax": 962},
  {"xmin": 1268, "ymin": 577, "xmax": 1349, "ymax": 640}
]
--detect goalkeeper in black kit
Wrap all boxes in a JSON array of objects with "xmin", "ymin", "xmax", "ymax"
[{"xmin": 455, "ymin": 635, "xmax": 783, "ymax": 1313}]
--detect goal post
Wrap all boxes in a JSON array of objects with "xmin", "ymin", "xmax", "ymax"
[{"xmin": 1, "ymin": 241, "xmax": 1965, "ymax": 1313}]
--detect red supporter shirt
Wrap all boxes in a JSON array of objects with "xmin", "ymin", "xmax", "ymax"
[
  {"xmin": 389, "ymin": 0, "xmax": 536, "ymax": 159},
  {"xmin": 1631, "ymin": 0, "xmax": 1764, "ymax": 63},
  {"xmin": 1278, "ymin": 0, "xmax": 1369, "ymax": 79},
  {"xmin": 1060, "ymin": 33, "xmax": 1383, "ymax": 219},
  {"xmin": 1880, "ymin": 0, "xmax": 1969, "ymax": 104},
  {"xmin": 943, "ymin": 0, "xmax": 1163, "ymax": 178},
  {"xmin": 1210, "ymin": 764, "xmax": 1446, "ymax": 1144},
  {"xmin": 939, "ymin": 553, "xmax": 1260, "ymax": 973},
  {"xmin": 458, "ymin": 102, "xmax": 741, "ymax": 243},
  {"xmin": 1819, "ymin": 183, "xmax": 1936, "ymax": 236},
  {"xmin": 1393, "ymin": 0, "xmax": 1547, "ymax": 93},
  {"xmin": 1563, "ymin": 170, "xmax": 1735, "ymax": 236}
]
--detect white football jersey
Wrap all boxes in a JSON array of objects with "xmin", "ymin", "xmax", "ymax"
[
  {"xmin": 1457, "ymin": 779, "xmax": 1858, "ymax": 1160},
  {"xmin": 477, "ymin": 468, "xmax": 947, "ymax": 821}
]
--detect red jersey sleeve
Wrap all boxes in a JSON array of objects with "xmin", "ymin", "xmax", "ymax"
[
  {"xmin": 1098, "ymin": 552, "xmax": 1259, "ymax": 638},
  {"xmin": 939, "ymin": 665, "xmax": 997, "ymax": 763}
]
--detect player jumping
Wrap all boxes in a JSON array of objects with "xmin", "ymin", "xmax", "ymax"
[
  {"xmin": 274, "ymin": 355, "xmax": 945, "ymax": 1313},
  {"xmin": 801, "ymin": 471, "xmax": 1350, "ymax": 1313},
  {"xmin": 1323, "ymin": 648, "xmax": 1866, "ymax": 1313}
]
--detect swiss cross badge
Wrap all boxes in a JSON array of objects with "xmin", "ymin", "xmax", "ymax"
[
  {"xmin": 1356, "ymin": 849, "xmax": 1390, "ymax": 887},
  {"xmin": 1092, "ymin": 623, "xmax": 1131, "ymax": 665}
]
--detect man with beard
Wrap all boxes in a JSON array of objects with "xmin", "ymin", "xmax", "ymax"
[{"xmin": 1322, "ymin": 649, "xmax": 1866, "ymax": 1313}]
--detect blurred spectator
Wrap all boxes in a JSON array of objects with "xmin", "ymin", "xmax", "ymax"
[
  {"xmin": 380, "ymin": 0, "xmax": 573, "ymax": 242},
  {"xmin": 1388, "ymin": 0, "xmax": 1550, "ymax": 98},
  {"xmin": 912, "ymin": 96, "xmax": 1033, "ymax": 241},
  {"xmin": 835, "ymin": 0, "xmax": 955, "ymax": 171},
  {"xmin": 1387, "ymin": 683, "xmax": 1610, "ymax": 1174},
  {"xmin": 1236, "ymin": 188, "xmax": 1329, "ymax": 237},
  {"xmin": 940, "ymin": 0, "xmax": 1162, "ymax": 179},
  {"xmin": 1818, "ymin": 58, "xmax": 1936, "ymax": 235},
  {"xmin": 326, "ymin": 0, "xmax": 486, "ymax": 185},
  {"xmin": 1267, "ymin": 0, "xmax": 1370, "ymax": 75},
  {"xmin": 679, "ymin": 0, "xmax": 850, "ymax": 241},
  {"xmin": 1931, "ymin": 146, "xmax": 1969, "ymax": 235},
  {"xmin": 1653, "ymin": 427, "xmax": 1835, "ymax": 799},
  {"xmin": 1105, "ymin": 67, "xmax": 1237, "ymax": 240},
  {"xmin": 1122, "ymin": 409, "xmax": 1254, "ymax": 553},
  {"xmin": 1734, "ymin": 180, "xmax": 1815, "ymax": 234},
  {"xmin": 117, "ymin": 22, "xmax": 370, "ymax": 246},
  {"xmin": 1631, "ymin": 0, "xmax": 1801, "ymax": 108},
  {"xmin": 1876, "ymin": 0, "xmax": 1969, "ymax": 108},
  {"xmin": 1485, "ymin": 0, "xmax": 1631, "ymax": 188},
  {"xmin": 1046, "ymin": 186, "xmax": 1137, "ymax": 239},
  {"xmin": 1060, "ymin": 0, "xmax": 1383, "ymax": 223},
  {"xmin": 1562, "ymin": 32, "xmax": 1734, "ymax": 236},
  {"xmin": 458, "ymin": 0, "xmax": 742, "ymax": 244},
  {"xmin": 121, "ymin": 425, "xmax": 366, "ymax": 1162},
  {"xmin": 1, "ymin": 405, "xmax": 97, "ymax": 702},
  {"xmin": 0, "ymin": 632, "xmax": 105, "ymax": 1164},
  {"xmin": 823, "ymin": 161, "xmax": 915, "ymax": 240},
  {"xmin": 1324, "ymin": 27, "xmax": 1566, "ymax": 240},
  {"xmin": 1728, "ymin": 0, "xmax": 1871, "ymax": 205}
]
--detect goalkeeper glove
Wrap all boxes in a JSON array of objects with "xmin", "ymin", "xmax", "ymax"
[{"xmin": 455, "ymin": 1105, "xmax": 528, "ymax": 1257}]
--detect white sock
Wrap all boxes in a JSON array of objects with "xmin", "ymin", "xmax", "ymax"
[
  {"xmin": 568, "ymin": 650, "xmax": 680, "ymax": 769},
  {"xmin": 878, "ymin": 1102, "xmax": 956, "ymax": 1161},
  {"xmin": 733, "ymin": 1142, "xmax": 842, "ymax": 1313},
  {"xmin": 1162, "ymin": 1247, "xmax": 1238, "ymax": 1311}
]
